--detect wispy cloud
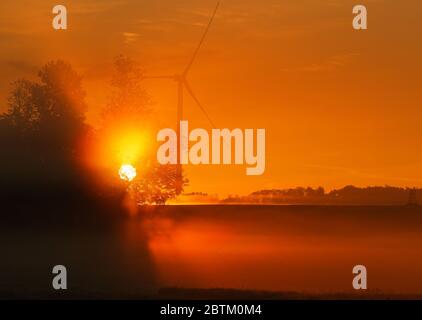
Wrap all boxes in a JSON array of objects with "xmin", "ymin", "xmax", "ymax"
[
  {"xmin": 72, "ymin": 0, "xmax": 128, "ymax": 15},
  {"xmin": 282, "ymin": 53, "xmax": 360, "ymax": 73},
  {"xmin": 122, "ymin": 32, "xmax": 140, "ymax": 44}
]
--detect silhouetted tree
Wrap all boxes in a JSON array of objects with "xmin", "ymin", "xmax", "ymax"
[
  {"xmin": 36, "ymin": 60, "xmax": 87, "ymax": 148},
  {"xmin": 128, "ymin": 164, "xmax": 188, "ymax": 205},
  {"xmin": 3, "ymin": 79, "xmax": 39, "ymax": 135},
  {"xmin": 99, "ymin": 55, "xmax": 187, "ymax": 204},
  {"xmin": 0, "ymin": 60, "xmax": 90, "ymax": 202},
  {"xmin": 102, "ymin": 55, "xmax": 151, "ymax": 124}
]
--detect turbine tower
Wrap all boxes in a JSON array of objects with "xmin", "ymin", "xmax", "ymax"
[{"xmin": 142, "ymin": 1, "xmax": 220, "ymax": 192}]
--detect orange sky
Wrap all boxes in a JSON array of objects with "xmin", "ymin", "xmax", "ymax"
[{"xmin": 0, "ymin": 0, "xmax": 421, "ymax": 196}]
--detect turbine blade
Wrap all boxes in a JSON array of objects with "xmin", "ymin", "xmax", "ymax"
[
  {"xmin": 184, "ymin": 80, "xmax": 216, "ymax": 128},
  {"xmin": 183, "ymin": 1, "xmax": 220, "ymax": 76}
]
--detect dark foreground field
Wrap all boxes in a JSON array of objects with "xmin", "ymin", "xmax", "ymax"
[{"xmin": 1, "ymin": 204, "xmax": 422, "ymax": 299}]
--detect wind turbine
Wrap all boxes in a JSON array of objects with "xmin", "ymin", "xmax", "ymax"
[{"xmin": 142, "ymin": 1, "xmax": 220, "ymax": 192}]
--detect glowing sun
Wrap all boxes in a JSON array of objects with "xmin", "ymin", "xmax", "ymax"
[{"xmin": 119, "ymin": 164, "xmax": 137, "ymax": 182}]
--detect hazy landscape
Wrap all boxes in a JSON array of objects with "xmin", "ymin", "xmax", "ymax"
[
  {"xmin": 1, "ymin": 0, "xmax": 421, "ymax": 301},
  {"xmin": 2, "ymin": 204, "xmax": 422, "ymax": 299}
]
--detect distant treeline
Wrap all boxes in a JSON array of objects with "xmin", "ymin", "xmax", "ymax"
[{"xmin": 221, "ymin": 186, "xmax": 421, "ymax": 205}]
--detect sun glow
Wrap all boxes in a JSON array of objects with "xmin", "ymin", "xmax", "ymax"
[
  {"xmin": 119, "ymin": 164, "xmax": 137, "ymax": 182},
  {"xmin": 82, "ymin": 122, "xmax": 153, "ymax": 184}
]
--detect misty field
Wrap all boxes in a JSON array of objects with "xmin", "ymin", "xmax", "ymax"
[{"xmin": 1, "ymin": 204, "xmax": 422, "ymax": 299}]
